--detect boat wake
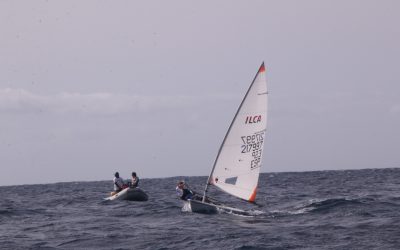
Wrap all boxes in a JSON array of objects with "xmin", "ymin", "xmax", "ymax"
[
  {"xmin": 218, "ymin": 208, "xmax": 266, "ymax": 217},
  {"xmin": 303, "ymin": 198, "xmax": 363, "ymax": 213},
  {"xmin": 270, "ymin": 197, "xmax": 371, "ymax": 216}
]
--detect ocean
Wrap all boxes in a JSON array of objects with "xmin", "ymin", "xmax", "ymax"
[{"xmin": 1, "ymin": 168, "xmax": 399, "ymax": 249}]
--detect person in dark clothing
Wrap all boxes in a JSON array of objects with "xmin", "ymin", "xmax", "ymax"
[
  {"xmin": 175, "ymin": 181, "xmax": 194, "ymax": 200},
  {"xmin": 130, "ymin": 172, "xmax": 140, "ymax": 188}
]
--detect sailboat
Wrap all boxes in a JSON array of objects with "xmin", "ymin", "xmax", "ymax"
[{"xmin": 187, "ymin": 62, "xmax": 267, "ymax": 214}]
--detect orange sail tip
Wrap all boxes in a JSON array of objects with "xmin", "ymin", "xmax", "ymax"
[
  {"xmin": 248, "ymin": 188, "xmax": 257, "ymax": 202},
  {"xmin": 258, "ymin": 63, "xmax": 266, "ymax": 73}
]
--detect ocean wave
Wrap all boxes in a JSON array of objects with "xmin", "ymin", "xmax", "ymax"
[
  {"xmin": 0, "ymin": 209, "xmax": 14, "ymax": 216},
  {"xmin": 271, "ymin": 197, "xmax": 375, "ymax": 216},
  {"xmin": 1, "ymin": 169, "xmax": 400, "ymax": 249},
  {"xmin": 303, "ymin": 198, "xmax": 363, "ymax": 212}
]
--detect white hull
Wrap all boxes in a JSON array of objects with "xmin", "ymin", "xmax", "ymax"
[
  {"xmin": 104, "ymin": 187, "xmax": 148, "ymax": 201},
  {"xmin": 187, "ymin": 199, "xmax": 250, "ymax": 216}
]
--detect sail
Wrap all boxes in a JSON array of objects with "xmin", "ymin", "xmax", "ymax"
[{"xmin": 208, "ymin": 63, "xmax": 267, "ymax": 202}]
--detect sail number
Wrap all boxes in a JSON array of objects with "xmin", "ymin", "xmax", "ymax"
[
  {"xmin": 240, "ymin": 132, "xmax": 265, "ymax": 170},
  {"xmin": 241, "ymin": 134, "xmax": 264, "ymax": 148},
  {"xmin": 241, "ymin": 142, "xmax": 262, "ymax": 153}
]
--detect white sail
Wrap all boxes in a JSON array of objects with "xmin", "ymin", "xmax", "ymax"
[{"xmin": 207, "ymin": 63, "xmax": 267, "ymax": 202}]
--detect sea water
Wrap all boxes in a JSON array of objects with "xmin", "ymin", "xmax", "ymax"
[{"xmin": 1, "ymin": 168, "xmax": 399, "ymax": 249}]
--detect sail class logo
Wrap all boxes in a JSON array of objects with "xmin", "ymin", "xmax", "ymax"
[{"xmin": 245, "ymin": 115, "xmax": 262, "ymax": 124}]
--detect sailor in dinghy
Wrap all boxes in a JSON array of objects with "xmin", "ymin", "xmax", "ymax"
[
  {"xmin": 130, "ymin": 172, "xmax": 140, "ymax": 188},
  {"xmin": 111, "ymin": 172, "xmax": 127, "ymax": 196},
  {"xmin": 176, "ymin": 181, "xmax": 198, "ymax": 201}
]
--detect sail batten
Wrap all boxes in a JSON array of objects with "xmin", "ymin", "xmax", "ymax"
[{"xmin": 203, "ymin": 62, "xmax": 268, "ymax": 202}]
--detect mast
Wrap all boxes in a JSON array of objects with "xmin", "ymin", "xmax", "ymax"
[{"xmin": 202, "ymin": 62, "xmax": 265, "ymax": 202}]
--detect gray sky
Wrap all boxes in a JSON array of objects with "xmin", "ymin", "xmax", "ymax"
[{"xmin": 1, "ymin": 1, "xmax": 399, "ymax": 186}]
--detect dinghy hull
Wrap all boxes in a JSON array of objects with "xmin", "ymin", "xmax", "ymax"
[
  {"xmin": 105, "ymin": 187, "xmax": 148, "ymax": 201},
  {"xmin": 188, "ymin": 199, "xmax": 218, "ymax": 214},
  {"xmin": 188, "ymin": 199, "xmax": 250, "ymax": 215}
]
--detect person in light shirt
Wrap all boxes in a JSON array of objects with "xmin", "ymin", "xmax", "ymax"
[{"xmin": 112, "ymin": 172, "xmax": 125, "ymax": 195}]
